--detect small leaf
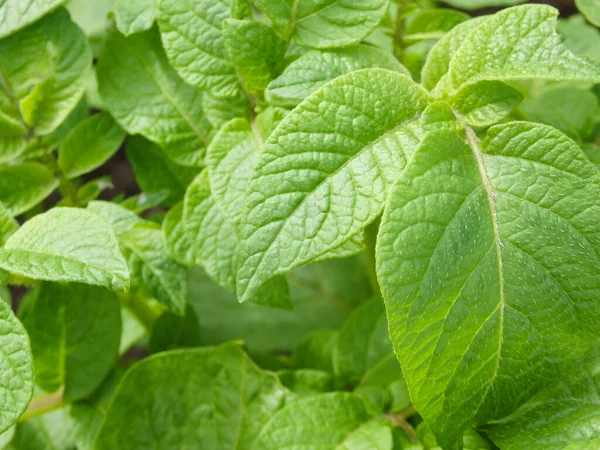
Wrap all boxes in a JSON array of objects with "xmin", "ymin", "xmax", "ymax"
[
  {"xmin": 22, "ymin": 282, "xmax": 121, "ymax": 401},
  {"xmin": 238, "ymin": 69, "xmax": 430, "ymax": 302},
  {"xmin": 252, "ymin": 392, "xmax": 378, "ymax": 449},
  {"xmin": 254, "ymin": 0, "xmax": 390, "ymax": 49},
  {"xmin": 223, "ymin": 19, "xmax": 285, "ymax": 93},
  {"xmin": 576, "ymin": 0, "xmax": 600, "ymax": 27},
  {"xmin": 87, "ymin": 201, "xmax": 143, "ymax": 236},
  {"xmin": 266, "ymin": 45, "xmax": 409, "ymax": 108},
  {"xmin": 114, "ymin": 0, "xmax": 157, "ymax": 35},
  {"xmin": 277, "ymin": 369, "xmax": 334, "ymax": 396},
  {"xmin": 0, "ymin": 163, "xmax": 58, "ymax": 216},
  {"xmin": 433, "ymin": 5, "xmax": 600, "ymax": 96},
  {"xmin": 95, "ymin": 343, "xmax": 289, "ymax": 450},
  {"xmin": 0, "ymin": 0, "xmax": 63, "ymax": 38},
  {"xmin": 0, "ymin": 300, "xmax": 33, "ymax": 434},
  {"xmin": 97, "ymin": 26, "xmax": 211, "ymax": 166},
  {"xmin": 121, "ymin": 224, "xmax": 188, "ymax": 315},
  {"xmin": 58, "ymin": 112, "xmax": 125, "ymax": 178},
  {"xmin": 0, "ymin": 207, "xmax": 130, "ymax": 291},
  {"xmin": 404, "ymin": 9, "xmax": 470, "ymax": 44},
  {"xmin": 450, "ymin": 81, "xmax": 523, "ymax": 128}
]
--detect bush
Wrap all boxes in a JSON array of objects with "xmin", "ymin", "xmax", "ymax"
[{"xmin": 0, "ymin": 0, "xmax": 599, "ymax": 448}]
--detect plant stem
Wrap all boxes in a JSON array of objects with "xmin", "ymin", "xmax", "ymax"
[
  {"xmin": 19, "ymin": 388, "xmax": 66, "ymax": 422},
  {"xmin": 364, "ymin": 218, "xmax": 381, "ymax": 296},
  {"xmin": 386, "ymin": 405, "xmax": 419, "ymax": 443},
  {"xmin": 393, "ymin": 0, "xmax": 408, "ymax": 61}
]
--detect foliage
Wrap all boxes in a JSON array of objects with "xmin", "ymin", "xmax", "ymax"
[{"xmin": 0, "ymin": 0, "xmax": 599, "ymax": 449}]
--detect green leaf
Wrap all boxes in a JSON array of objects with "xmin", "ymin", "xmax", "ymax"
[
  {"xmin": 223, "ymin": 19, "xmax": 285, "ymax": 93},
  {"xmin": 203, "ymin": 92, "xmax": 250, "ymax": 129},
  {"xmin": 58, "ymin": 111, "xmax": 125, "ymax": 178},
  {"xmin": 0, "ymin": 163, "xmax": 58, "ymax": 216},
  {"xmin": 22, "ymin": 282, "xmax": 121, "ymax": 401},
  {"xmin": 0, "ymin": 204, "xmax": 18, "ymax": 246},
  {"xmin": 517, "ymin": 87, "xmax": 600, "ymax": 142},
  {"xmin": 292, "ymin": 329, "xmax": 337, "ymax": 373},
  {"xmin": 121, "ymin": 224, "xmax": 187, "ymax": 315},
  {"xmin": 114, "ymin": 0, "xmax": 157, "ymax": 35},
  {"xmin": 377, "ymin": 123, "xmax": 600, "ymax": 449},
  {"xmin": 559, "ymin": 15, "xmax": 600, "ymax": 64},
  {"xmin": 266, "ymin": 45, "xmax": 409, "ymax": 108},
  {"xmin": 237, "ymin": 69, "xmax": 430, "ymax": 303},
  {"xmin": 0, "ymin": 300, "xmax": 33, "ymax": 434},
  {"xmin": 449, "ymin": 81, "xmax": 523, "ymax": 128},
  {"xmin": 404, "ymin": 9, "xmax": 470, "ymax": 45},
  {"xmin": 157, "ymin": 0, "xmax": 248, "ymax": 98},
  {"xmin": 126, "ymin": 136, "xmax": 199, "ymax": 206},
  {"xmin": 97, "ymin": 26, "xmax": 211, "ymax": 166},
  {"xmin": 253, "ymin": 0, "xmax": 389, "ymax": 49},
  {"xmin": 417, "ymin": 422, "xmax": 491, "ymax": 450},
  {"xmin": 0, "ymin": 208, "xmax": 129, "ymax": 291},
  {"xmin": 577, "ymin": 0, "xmax": 600, "ymax": 27},
  {"xmin": 442, "ymin": 0, "xmax": 524, "ymax": 9},
  {"xmin": 188, "ymin": 254, "xmax": 372, "ymax": 353},
  {"xmin": 9, "ymin": 406, "xmax": 75, "ymax": 450},
  {"xmin": 0, "ymin": 8, "xmax": 91, "ymax": 149},
  {"xmin": 486, "ymin": 340, "xmax": 600, "ymax": 450},
  {"xmin": 277, "ymin": 369, "xmax": 334, "ymax": 396},
  {"xmin": 333, "ymin": 297, "xmax": 400, "ymax": 387},
  {"xmin": 148, "ymin": 304, "xmax": 201, "ymax": 354},
  {"xmin": 87, "ymin": 201, "xmax": 143, "ymax": 236},
  {"xmin": 95, "ymin": 343, "xmax": 289, "ymax": 450},
  {"xmin": 0, "ymin": 0, "xmax": 63, "ymax": 39},
  {"xmin": 252, "ymin": 392, "xmax": 379, "ymax": 449},
  {"xmin": 432, "ymin": 5, "xmax": 600, "ymax": 97},
  {"xmin": 66, "ymin": 0, "xmax": 114, "ymax": 40}
]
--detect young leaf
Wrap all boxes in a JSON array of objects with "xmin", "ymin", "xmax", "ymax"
[
  {"xmin": 22, "ymin": 282, "xmax": 121, "ymax": 401},
  {"xmin": 157, "ymin": 0, "xmax": 249, "ymax": 98},
  {"xmin": 576, "ymin": 0, "xmax": 600, "ymax": 27},
  {"xmin": 0, "ymin": 163, "xmax": 58, "ymax": 215},
  {"xmin": 252, "ymin": 392, "xmax": 381, "ymax": 449},
  {"xmin": 95, "ymin": 343, "xmax": 289, "ymax": 450},
  {"xmin": 0, "ymin": 0, "xmax": 63, "ymax": 38},
  {"xmin": 222, "ymin": 19, "xmax": 286, "ymax": 93},
  {"xmin": 58, "ymin": 112, "xmax": 125, "ymax": 178},
  {"xmin": 404, "ymin": 9, "xmax": 470, "ymax": 44},
  {"xmin": 0, "ymin": 8, "xmax": 91, "ymax": 137},
  {"xmin": 333, "ymin": 297, "xmax": 400, "ymax": 387},
  {"xmin": 486, "ymin": 340, "xmax": 600, "ymax": 449},
  {"xmin": 449, "ymin": 81, "xmax": 523, "ymax": 128},
  {"xmin": 0, "ymin": 208, "xmax": 129, "ymax": 291},
  {"xmin": 433, "ymin": 5, "xmax": 600, "ymax": 97},
  {"xmin": 0, "ymin": 300, "xmax": 33, "ymax": 434},
  {"xmin": 377, "ymin": 123, "xmax": 600, "ymax": 449},
  {"xmin": 87, "ymin": 201, "xmax": 143, "ymax": 236},
  {"xmin": 126, "ymin": 136, "xmax": 199, "ymax": 206},
  {"xmin": 97, "ymin": 26, "xmax": 211, "ymax": 166},
  {"xmin": 237, "ymin": 69, "xmax": 430, "ymax": 303},
  {"xmin": 114, "ymin": 0, "xmax": 157, "ymax": 35},
  {"xmin": 253, "ymin": 0, "xmax": 390, "ymax": 49},
  {"xmin": 277, "ymin": 369, "xmax": 334, "ymax": 396},
  {"xmin": 266, "ymin": 45, "xmax": 409, "ymax": 108},
  {"xmin": 121, "ymin": 224, "xmax": 188, "ymax": 315}
]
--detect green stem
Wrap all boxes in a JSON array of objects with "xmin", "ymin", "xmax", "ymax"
[
  {"xmin": 393, "ymin": 0, "xmax": 408, "ymax": 61},
  {"xmin": 386, "ymin": 405, "xmax": 419, "ymax": 443},
  {"xmin": 19, "ymin": 389, "xmax": 66, "ymax": 422},
  {"xmin": 364, "ymin": 218, "xmax": 381, "ymax": 296}
]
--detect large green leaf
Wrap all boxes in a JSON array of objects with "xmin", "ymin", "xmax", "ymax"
[
  {"xmin": 121, "ymin": 224, "xmax": 187, "ymax": 315},
  {"xmin": 114, "ymin": 0, "xmax": 156, "ymax": 35},
  {"xmin": 486, "ymin": 341, "xmax": 600, "ymax": 449},
  {"xmin": 0, "ymin": 8, "xmax": 91, "ymax": 159},
  {"xmin": 0, "ymin": 208, "xmax": 129, "ymax": 291},
  {"xmin": 58, "ymin": 111, "xmax": 125, "ymax": 178},
  {"xmin": 0, "ymin": 0, "xmax": 63, "ymax": 38},
  {"xmin": 237, "ymin": 69, "xmax": 430, "ymax": 303},
  {"xmin": 377, "ymin": 122, "xmax": 600, "ymax": 449},
  {"xmin": 0, "ymin": 300, "xmax": 33, "ymax": 434},
  {"xmin": 97, "ymin": 26, "xmax": 211, "ymax": 166},
  {"xmin": 157, "ymin": 0, "xmax": 249, "ymax": 98},
  {"xmin": 0, "ymin": 163, "xmax": 58, "ymax": 215},
  {"xmin": 251, "ymin": 392, "xmax": 385, "ymax": 449},
  {"xmin": 253, "ymin": 0, "xmax": 389, "ymax": 49},
  {"xmin": 577, "ymin": 0, "xmax": 600, "ymax": 27},
  {"xmin": 431, "ymin": 5, "xmax": 600, "ymax": 97},
  {"xmin": 95, "ymin": 343, "xmax": 289, "ymax": 450},
  {"xmin": 21, "ymin": 282, "xmax": 121, "ymax": 401},
  {"xmin": 266, "ymin": 45, "xmax": 408, "ymax": 108}
]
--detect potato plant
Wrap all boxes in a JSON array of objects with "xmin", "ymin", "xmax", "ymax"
[{"xmin": 0, "ymin": 0, "xmax": 599, "ymax": 448}]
